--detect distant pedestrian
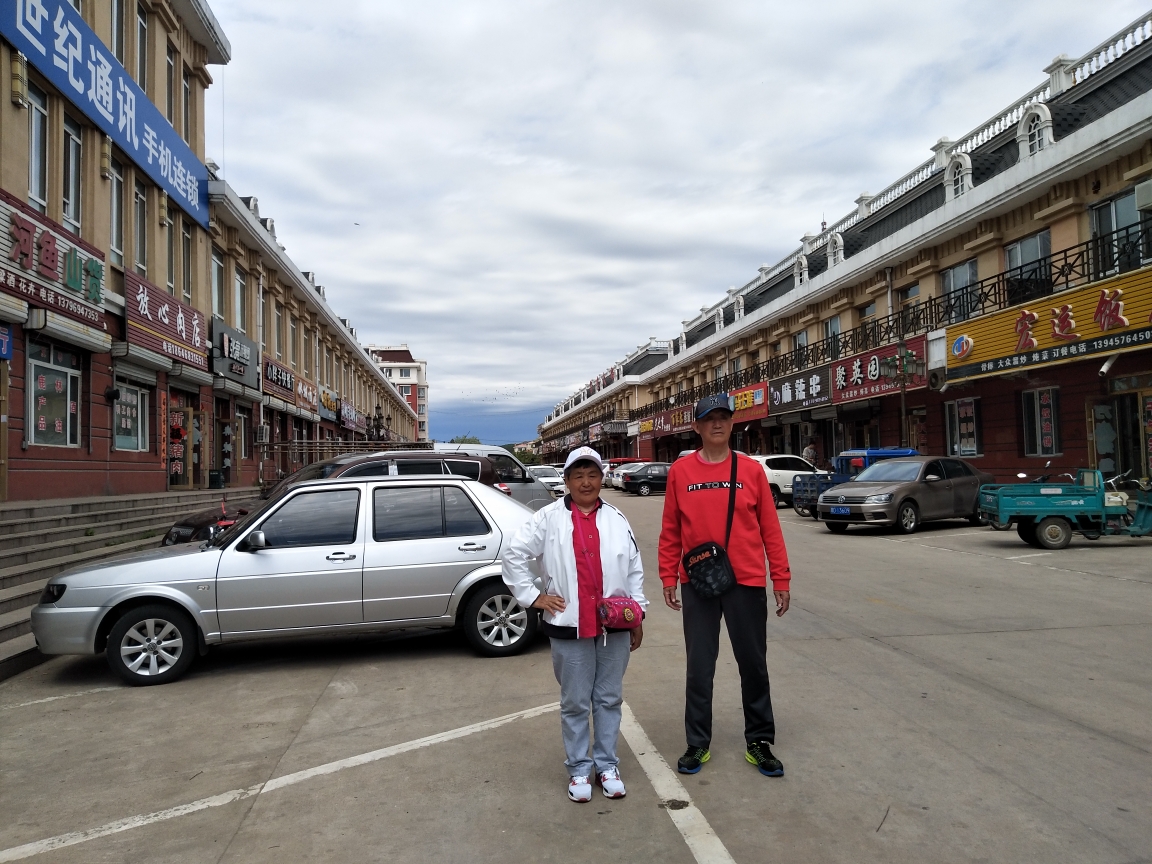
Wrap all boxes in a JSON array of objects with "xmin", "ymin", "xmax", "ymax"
[
  {"xmin": 503, "ymin": 447, "xmax": 647, "ymax": 803},
  {"xmin": 802, "ymin": 439, "xmax": 817, "ymax": 465},
  {"xmin": 659, "ymin": 393, "xmax": 792, "ymax": 778}
]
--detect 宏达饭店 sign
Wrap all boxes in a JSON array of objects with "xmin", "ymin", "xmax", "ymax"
[
  {"xmin": 831, "ymin": 336, "xmax": 926, "ymax": 404},
  {"xmin": 946, "ymin": 268, "xmax": 1152, "ymax": 381}
]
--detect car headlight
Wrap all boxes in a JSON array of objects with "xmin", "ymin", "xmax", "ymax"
[
  {"xmin": 39, "ymin": 583, "xmax": 66, "ymax": 604},
  {"xmin": 864, "ymin": 493, "xmax": 893, "ymax": 504}
]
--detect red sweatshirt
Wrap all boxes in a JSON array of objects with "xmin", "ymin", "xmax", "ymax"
[{"xmin": 659, "ymin": 451, "xmax": 792, "ymax": 592}]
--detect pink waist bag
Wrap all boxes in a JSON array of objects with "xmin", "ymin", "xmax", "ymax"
[{"xmin": 597, "ymin": 597, "xmax": 643, "ymax": 630}]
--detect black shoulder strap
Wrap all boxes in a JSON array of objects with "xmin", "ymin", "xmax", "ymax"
[{"xmin": 724, "ymin": 451, "xmax": 738, "ymax": 548}]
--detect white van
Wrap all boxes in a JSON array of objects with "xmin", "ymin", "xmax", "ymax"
[{"xmin": 433, "ymin": 444, "xmax": 554, "ymax": 510}]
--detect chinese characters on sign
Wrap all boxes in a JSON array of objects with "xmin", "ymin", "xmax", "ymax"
[
  {"xmin": 956, "ymin": 398, "xmax": 978, "ymax": 457},
  {"xmin": 1, "ymin": 193, "xmax": 106, "ymax": 329},
  {"xmin": 263, "ymin": 358, "xmax": 295, "ymax": 401},
  {"xmin": 730, "ymin": 384, "xmax": 768, "ymax": 422},
  {"xmin": 211, "ymin": 322, "xmax": 259, "ymax": 389},
  {"xmin": 296, "ymin": 379, "xmax": 319, "ymax": 414},
  {"xmin": 318, "ymin": 386, "xmax": 339, "ymax": 422},
  {"xmin": 125, "ymin": 272, "xmax": 207, "ymax": 369},
  {"xmin": 768, "ymin": 366, "xmax": 831, "ymax": 411},
  {"xmin": 831, "ymin": 337, "xmax": 926, "ymax": 405},
  {"xmin": 2, "ymin": 0, "xmax": 209, "ymax": 225}
]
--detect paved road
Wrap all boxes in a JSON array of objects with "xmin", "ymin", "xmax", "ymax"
[{"xmin": 1, "ymin": 493, "xmax": 1150, "ymax": 863}]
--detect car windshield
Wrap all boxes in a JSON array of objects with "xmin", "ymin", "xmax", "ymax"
[
  {"xmin": 211, "ymin": 489, "xmax": 287, "ymax": 547},
  {"xmin": 852, "ymin": 461, "xmax": 923, "ymax": 483},
  {"xmin": 530, "ymin": 466, "xmax": 560, "ymax": 478}
]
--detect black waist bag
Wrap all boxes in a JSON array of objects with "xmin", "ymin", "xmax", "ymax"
[{"xmin": 682, "ymin": 453, "xmax": 738, "ymax": 600}]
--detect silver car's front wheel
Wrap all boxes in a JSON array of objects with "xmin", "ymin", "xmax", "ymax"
[
  {"xmin": 462, "ymin": 582, "xmax": 538, "ymax": 657},
  {"xmin": 106, "ymin": 604, "xmax": 197, "ymax": 686}
]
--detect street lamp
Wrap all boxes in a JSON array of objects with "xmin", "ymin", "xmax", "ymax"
[{"xmin": 880, "ymin": 340, "xmax": 926, "ymax": 448}]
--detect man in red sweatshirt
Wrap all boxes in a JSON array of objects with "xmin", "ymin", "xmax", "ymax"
[{"xmin": 659, "ymin": 392, "xmax": 792, "ymax": 777}]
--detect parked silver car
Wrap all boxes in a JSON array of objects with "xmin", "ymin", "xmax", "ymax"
[
  {"xmin": 31, "ymin": 476, "xmax": 541, "ymax": 686},
  {"xmin": 605, "ymin": 462, "xmax": 644, "ymax": 489},
  {"xmin": 527, "ymin": 464, "xmax": 565, "ymax": 497}
]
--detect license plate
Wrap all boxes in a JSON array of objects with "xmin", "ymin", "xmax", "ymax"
[{"xmin": 830, "ymin": 506, "xmax": 851, "ymax": 515}]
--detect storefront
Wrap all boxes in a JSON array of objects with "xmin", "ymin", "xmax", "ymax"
[
  {"xmin": 944, "ymin": 267, "xmax": 1152, "ymax": 479},
  {"xmin": 830, "ymin": 336, "xmax": 927, "ymax": 453},
  {"xmin": 766, "ymin": 365, "xmax": 832, "ymax": 462},
  {"xmin": 210, "ymin": 321, "xmax": 261, "ymax": 488},
  {"xmin": 319, "ymin": 386, "xmax": 340, "ymax": 439},
  {"xmin": 263, "ymin": 357, "xmax": 301, "ymax": 476},
  {"xmin": 730, "ymin": 382, "xmax": 769, "ymax": 454},
  {"xmin": 652, "ymin": 406, "xmax": 694, "ymax": 462},
  {"xmin": 0, "ymin": 189, "xmax": 120, "ymax": 499}
]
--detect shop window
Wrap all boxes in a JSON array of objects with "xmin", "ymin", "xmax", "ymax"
[
  {"xmin": 136, "ymin": 5, "xmax": 147, "ymax": 90},
  {"xmin": 211, "ymin": 248, "xmax": 225, "ymax": 318},
  {"xmin": 110, "ymin": 159, "xmax": 125, "ymax": 266},
  {"xmin": 944, "ymin": 397, "xmax": 982, "ymax": 458},
  {"xmin": 113, "ymin": 380, "xmax": 149, "ymax": 452},
  {"xmin": 941, "ymin": 259, "xmax": 978, "ymax": 322},
  {"xmin": 63, "ymin": 117, "xmax": 82, "ymax": 235},
  {"xmin": 133, "ymin": 181, "xmax": 148, "ymax": 276},
  {"xmin": 28, "ymin": 84, "xmax": 48, "ymax": 214},
  {"xmin": 111, "ymin": 0, "xmax": 126, "ymax": 63},
  {"xmin": 1022, "ymin": 387, "xmax": 1060, "ymax": 457},
  {"xmin": 28, "ymin": 343, "xmax": 82, "ymax": 448},
  {"xmin": 180, "ymin": 221, "xmax": 192, "ymax": 304},
  {"xmin": 182, "ymin": 68, "xmax": 191, "ymax": 142},
  {"xmin": 166, "ymin": 45, "xmax": 176, "ymax": 125},
  {"xmin": 234, "ymin": 268, "xmax": 248, "ymax": 332}
]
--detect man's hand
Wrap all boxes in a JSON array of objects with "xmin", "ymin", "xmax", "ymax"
[
  {"xmin": 663, "ymin": 584, "xmax": 682, "ymax": 611},
  {"xmin": 629, "ymin": 623, "xmax": 644, "ymax": 652},
  {"xmin": 532, "ymin": 594, "xmax": 566, "ymax": 615},
  {"xmin": 774, "ymin": 590, "xmax": 790, "ymax": 617}
]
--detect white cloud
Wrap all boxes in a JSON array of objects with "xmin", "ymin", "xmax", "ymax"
[{"xmin": 205, "ymin": 0, "xmax": 1147, "ymax": 441}]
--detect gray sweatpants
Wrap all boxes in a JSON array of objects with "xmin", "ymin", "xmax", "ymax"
[{"xmin": 550, "ymin": 632, "xmax": 631, "ymax": 778}]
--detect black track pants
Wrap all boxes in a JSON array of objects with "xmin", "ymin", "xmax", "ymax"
[{"xmin": 682, "ymin": 581, "xmax": 776, "ymax": 748}]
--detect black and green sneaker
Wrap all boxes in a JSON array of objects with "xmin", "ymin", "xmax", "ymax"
[
  {"xmin": 677, "ymin": 746, "xmax": 711, "ymax": 774},
  {"xmin": 745, "ymin": 740, "xmax": 784, "ymax": 777}
]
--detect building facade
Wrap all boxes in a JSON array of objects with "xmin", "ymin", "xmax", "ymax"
[
  {"xmin": 0, "ymin": 0, "xmax": 414, "ymax": 500},
  {"xmin": 367, "ymin": 344, "xmax": 428, "ymax": 441},
  {"xmin": 541, "ymin": 13, "xmax": 1152, "ymax": 486}
]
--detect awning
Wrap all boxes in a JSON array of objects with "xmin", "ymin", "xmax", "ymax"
[{"xmin": 26, "ymin": 309, "xmax": 111, "ymax": 354}]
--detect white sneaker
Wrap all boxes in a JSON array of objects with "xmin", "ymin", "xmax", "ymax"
[
  {"xmin": 568, "ymin": 775, "xmax": 592, "ymax": 803},
  {"xmin": 597, "ymin": 767, "xmax": 626, "ymax": 799}
]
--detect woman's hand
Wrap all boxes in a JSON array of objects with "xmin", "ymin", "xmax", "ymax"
[
  {"xmin": 629, "ymin": 623, "xmax": 643, "ymax": 652},
  {"xmin": 532, "ymin": 594, "xmax": 566, "ymax": 615}
]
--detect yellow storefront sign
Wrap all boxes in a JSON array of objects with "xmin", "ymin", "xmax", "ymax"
[{"xmin": 946, "ymin": 267, "xmax": 1152, "ymax": 381}]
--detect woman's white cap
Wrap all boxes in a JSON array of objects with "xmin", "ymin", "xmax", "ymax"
[{"xmin": 563, "ymin": 446, "xmax": 605, "ymax": 473}]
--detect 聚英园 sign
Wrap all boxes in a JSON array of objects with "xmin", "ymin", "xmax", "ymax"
[
  {"xmin": 126, "ymin": 272, "xmax": 207, "ymax": 369},
  {"xmin": 0, "ymin": 190, "xmax": 106, "ymax": 331},
  {"xmin": 3, "ymin": 0, "xmax": 208, "ymax": 227},
  {"xmin": 831, "ymin": 336, "xmax": 926, "ymax": 404}
]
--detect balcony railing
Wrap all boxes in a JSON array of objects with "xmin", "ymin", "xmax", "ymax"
[{"xmin": 629, "ymin": 222, "xmax": 1151, "ymax": 422}]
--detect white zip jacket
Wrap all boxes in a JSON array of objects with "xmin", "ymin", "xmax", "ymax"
[{"xmin": 502, "ymin": 496, "xmax": 648, "ymax": 632}]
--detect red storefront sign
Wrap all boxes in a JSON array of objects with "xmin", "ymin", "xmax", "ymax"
[
  {"xmin": 0, "ymin": 189, "xmax": 107, "ymax": 331},
  {"xmin": 125, "ymin": 272, "xmax": 208, "ymax": 369},
  {"xmin": 731, "ymin": 383, "xmax": 768, "ymax": 422},
  {"xmin": 263, "ymin": 357, "xmax": 296, "ymax": 402},
  {"xmin": 296, "ymin": 378, "xmax": 319, "ymax": 414},
  {"xmin": 830, "ymin": 336, "xmax": 927, "ymax": 404}
]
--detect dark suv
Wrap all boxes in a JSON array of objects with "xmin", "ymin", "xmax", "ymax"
[{"xmin": 263, "ymin": 452, "xmax": 502, "ymax": 499}]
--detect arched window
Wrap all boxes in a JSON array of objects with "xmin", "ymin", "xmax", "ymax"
[
  {"xmin": 1027, "ymin": 115, "xmax": 1045, "ymax": 154},
  {"xmin": 946, "ymin": 153, "xmax": 972, "ymax": 201},
  {"xmin": 953, "ymin": 170, "xmax": 965, "ymax": 197}
]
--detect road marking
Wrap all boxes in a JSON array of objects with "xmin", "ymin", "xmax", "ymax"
[
  {"xmin": 0, "ymin": 687, "xmax": 119, "ymax": 711},
  {"xmin": 1006, "ymin": 553, "xmax": 1053, "ymax": 560},
  {"xmin": 619, "ymin": 701, "xmax": 736, "ymax": 864},
  {"xmin": 0, "ymin": 702, "xmax": 560, "ymax": 862}
]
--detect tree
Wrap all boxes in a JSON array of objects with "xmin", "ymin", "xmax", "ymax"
[{"xmin": 448, "ymin": 434, "xmax": 483, "ymax": 444}]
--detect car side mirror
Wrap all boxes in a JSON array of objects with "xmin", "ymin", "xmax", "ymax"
[
  {"xmin": 925, "ymin": 474, "xmax": 942, "ymax": 482},
  {"xmin": 245, "ymin": 530, "xmax": 266, "ymax": 551}
]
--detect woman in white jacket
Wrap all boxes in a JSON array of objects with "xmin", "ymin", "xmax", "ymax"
[{"xmin": 503, "ymin": 447, "xmax": 647, "ymax": 803}]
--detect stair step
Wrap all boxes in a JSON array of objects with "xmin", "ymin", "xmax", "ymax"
[
  {"xmin": 0, "ymin": 520, "xmax": 177, "ymax": 570},
  {"xmin": 0, "ymin": 578, "xmax": 46, "ymax": 615},
  {"xmin": 0, "ymin": 534, "xmax": 169, "ymax": 591},
  {"xmin": 0, "ymin": 633, "xmax": 47, "ymax": 682},
  {"xmin": 0, "ymin": 607, "xmax": 31, "ymax": 643},
  {"xmin": 0, "ymin": 509, "xmax": 193, "ymax": 553},
  {"xmin": 0, "ymin": 490, "xmax": 260, "ymax": 538},
  {"xmin": 0, "ymin": 490, "xmax": 261, "ymax": 532}
]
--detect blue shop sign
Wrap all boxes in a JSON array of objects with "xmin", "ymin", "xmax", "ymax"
[
  {"xmin": 3, "ymin": 0, "xmax": 208, "ymax": 227},
  {"xmin": 0, "ymin": 324, "xmax": 12, "ymax": 360}
]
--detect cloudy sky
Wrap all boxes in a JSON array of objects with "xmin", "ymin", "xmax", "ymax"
[{"xmin": 204, "ymin": 0, "xmax": 1146, "ymax": 443}]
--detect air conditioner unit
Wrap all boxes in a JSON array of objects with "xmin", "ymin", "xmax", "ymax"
[{"xmin": 254, "ymin": 425, "xmax": 271, "ymax": 445}]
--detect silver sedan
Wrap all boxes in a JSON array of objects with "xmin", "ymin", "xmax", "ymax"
[{"xmin": 31, "ymin": 476, "xmax": 540, "ymax": 686}]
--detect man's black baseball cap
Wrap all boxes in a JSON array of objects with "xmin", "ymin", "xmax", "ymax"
[{"xmin": 694, "ymin": 393, "xmax": 735, "ymax": 419}]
